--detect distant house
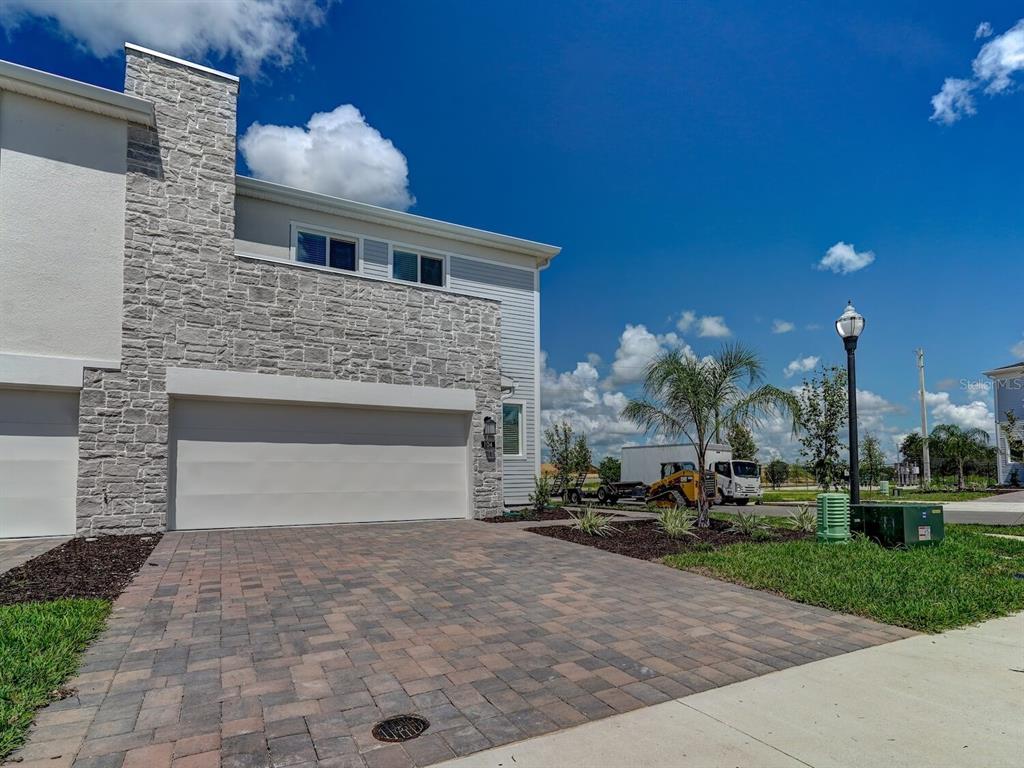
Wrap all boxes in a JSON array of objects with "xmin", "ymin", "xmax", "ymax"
[{"xmin": 984, "ymin": 362, "xmax": 1024, "ymax": 484}]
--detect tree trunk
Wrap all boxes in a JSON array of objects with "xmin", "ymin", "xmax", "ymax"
[
  {"xmin": 957, "ymin": 459, "xmax": 965, "ymax": 491},
  {"xmin": 697, "ymin": 446, "xmax": 710, "ymax": 528}
]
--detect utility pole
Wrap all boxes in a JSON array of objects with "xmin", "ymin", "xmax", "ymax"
[{"xmin": 917, "ymin": 348, "xmax": 931, "ymax": 488}]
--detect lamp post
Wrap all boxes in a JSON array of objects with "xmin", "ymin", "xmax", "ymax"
[{"xmin": 836, "ymin": 301, "xmax": 865, "ymax": 503}]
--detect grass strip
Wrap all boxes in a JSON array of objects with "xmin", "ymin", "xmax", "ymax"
[
  {"xmin": 0, "ymin": 599, "xmax": 110, "ymax": 758},
  {"xmin": 664, "ymin": 527, "xmax": 1024, "ymax": 633}
]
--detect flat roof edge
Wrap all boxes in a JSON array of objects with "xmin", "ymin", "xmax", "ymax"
[
  {"xmin": 236, "ymin": 175, "xmax": 561, "ymax": 263},
  {"xmin": 0, "ymin": 58, "xmax": 154, "ymax": 125},
  {"xmin": 124, "ymin": 43, "xmax": 239, "ymax": 83}
]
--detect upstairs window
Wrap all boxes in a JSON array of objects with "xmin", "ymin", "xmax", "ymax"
[
  {"xmin": 393, "ymin": 249, "xmax": 445, "ymax": 287},
  {"xmin": 295, "ymin": 229, "xmax": 357, "ymax": 271}
]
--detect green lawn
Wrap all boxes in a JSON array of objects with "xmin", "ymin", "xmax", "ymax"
[
  {"xmin": 0, "ymin": 599, "xmax": 110, "ymax": 757},
  {"xmin": 760, "ymin": 489, "xmax": 994, "ymax": 503},
  {"xmin": 664, "ymin": 526, "xmax": 1024, "ymax": 633}
]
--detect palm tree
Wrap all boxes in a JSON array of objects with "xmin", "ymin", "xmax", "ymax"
[
  {"xmin": 621, "ymin": 343, "xmax": 800, "ymax": 527},
  {"xmin": 930, "ymin": 424, "xmax": 989, "ymax": 490}
]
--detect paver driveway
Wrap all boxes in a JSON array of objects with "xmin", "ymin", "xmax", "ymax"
[
  {"xmin": 0, "ymin": 536, "xmax": 68, "ymax": 576},
  {"xmin": 13, "ymin": 521, "xmax": 913, "ymax": 768}
]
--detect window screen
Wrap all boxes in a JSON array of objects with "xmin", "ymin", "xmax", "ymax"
[
  {"xmin": 393, "ymin": 250, "xmax": 418, "ymax": 282},
  {"xmin": 296, "ymin": 232, "xmax": 327, "ymax": 266}
]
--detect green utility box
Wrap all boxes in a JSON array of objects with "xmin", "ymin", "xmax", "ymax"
[
  {"xmin": 817, "ymin": 493, "xmax": 850, "ymax": 543},
  {"xmin": 850, "ymin": 503, "xmax": 944, "ymax": 548}
]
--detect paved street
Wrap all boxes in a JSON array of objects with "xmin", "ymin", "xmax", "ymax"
[{"xmin": 11, "ymin": 520, "xmax": 911, "ymax": 767}]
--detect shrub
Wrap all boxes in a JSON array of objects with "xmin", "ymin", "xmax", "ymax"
[
  {"xmin": 528, "ymin": 475, "xmax": 552, "ymax": 513},
  {"xmin": 728, "ymin": 511, "xmax": 767, "ymax": 536},
  {"xmin": 750, "ymin": 529, "xmax": 775, "ymax": 542},
  {"xmin": 569, "ymin": 507, "xmax": 618, "ymax": 537},
  {"xmin": 657, "ymin": 506, "xmax": 697, "ymax": 539},
  {"xmin": 787, "ymin": 504, "xmax": 816, "ymax": 533}
]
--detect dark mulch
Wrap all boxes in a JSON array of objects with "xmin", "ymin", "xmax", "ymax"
[
  {"xmin": 0, "ymin": 535, "xmax": 162, "ymax": 605},
  {"xmin": 526, "ymin": 518, "xmax": 809, "ymax": 560},
  {"xmin": 481, "ymin": 508, "xmax": 575, "ymax": 523}
]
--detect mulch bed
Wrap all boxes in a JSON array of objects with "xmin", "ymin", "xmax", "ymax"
[
  {"xmin": 481, "ymin": 508, "xmax": 575, "ymax": 523},
  {"xmin": 526, "ymin": 518, "xmax": 809, "ymax": 560},
  {"xmin": 0, "ymin": 534, "xmax": 162, "ymax": 605}
]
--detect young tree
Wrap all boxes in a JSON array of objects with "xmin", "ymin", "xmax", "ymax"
[
  {"xmin": 598, "ymin": 456, "xmax": 621, "ymax": 484},
  {"xmin": 725, "ymin": 423, "xmax": 758, "ymax": 460},
  {"xmin": 621, "ymin": 343, "xmax": 799, "ymax": 527},
  {"xmin": 796, "ymin": 366, "xmax": 848, "ymax": 491},
  {"xmin": 900, "ymin": 432, "xmax": 924, "ymax": 466},
  {"xmin": 765, "ymin": 458, "xmax": 789, "ymax": 489},
  {"xmin": 860, "ymin": 434, "xmax": 887, "ymax": 488},
  {"xmin": 930, "ymin": 424, "xmax": 989, "ymax": 490},
  {"xmin": 544, "ymin": 422, "xmax": 592, "ymax": 491}
]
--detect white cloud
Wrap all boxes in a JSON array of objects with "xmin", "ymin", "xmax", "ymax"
[
  {"xmin": 1011, "ymin": 335, "xmax": 1024, "ymax": 359},
  {"xmin": 930, "ymin": 77, "xmax": 977, "ymax": 124},
  {"xmin": 817, "ymin": 241, "xmax": 876, "ymax": 274},
  {"xmin": 855, "ymin": 388, "xmax": 902, "ymax": 432},
  {"xmin": 783, "ymin": 355, "xmax": 819, "ymax": 378},
  {"xmin": 239, "ymin": 105, "xmax": 415, "ymax": 210},
  {"xmin": 772, "ymin": 319, "xmax": 795, "ymax": 334},
  {"xmin": 930, "ymin": 19, "xmax": 1024, "ymax": 123},
  {"xmin": 0, "ymin": 0, "xmax": 326, "ymax": 74},
  {"xmin": 604, "ymin": 324, "xmax": 692, "ymax": 388},
  {"xmin": 976, "ymin": 21, "xmax": 994, "ymax": 40},
  {"xmin": 675, "ymin": 310, "xmax": 696, "ymax": 333},
  {"xmin": 698, "ymin": 315, "xmax": 731, "ymax": 338},
  {"xmin": 924, "ymin": 391, "xmax": 995, "ymax": 435},
  {"xmin": 540, "ymin": 352, "xmax": 645, "ymax": 458}
]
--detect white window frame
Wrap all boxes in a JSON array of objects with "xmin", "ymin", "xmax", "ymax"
[
  {"xmin": 388, "ymin": 244, "xmax": 448, "ymax": 289},
  {"xmin": 290, "ymin": 222, "xmax": 362, "ymax": 274},
  {"xmin": 501, "ymin": 401, "xmax": 525, "ymax": 458}
]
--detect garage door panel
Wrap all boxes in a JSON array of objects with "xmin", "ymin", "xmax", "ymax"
[
  {"xmin": 175, "ymin": 454, "xmax": 468, "ymax": 495},
  {"xmin": 174, "ymin": 490, "xmax": 468, "ymax": 529},
  {"xmin": 0, "ymin": 390, "xmax": 78, "ymax": 538},
  {"xmin": 175, "ymin": 439, "xmax": 468, "ymax": 464},
  {"xmin": 171, "ymin": 399, "xmax": 471, "ymax": 530}
]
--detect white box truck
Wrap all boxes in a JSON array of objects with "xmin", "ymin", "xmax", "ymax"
[{"xmin": 620, "ymin": 443, "xmax": 761, "ymax": 505}]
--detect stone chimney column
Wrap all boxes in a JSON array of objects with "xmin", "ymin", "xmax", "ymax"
[{"xmin": 76, "ymin": 46, "xmax": 238, "ymax": 533}]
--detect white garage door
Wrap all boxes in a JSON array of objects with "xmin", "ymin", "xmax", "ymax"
[
  {"xmin": 0, "ymin": 389, "xmax": 78, "ymax": 538},
  {"xmin": 170, "ymin": 399, "xmax": 471, "ymax": 530}
]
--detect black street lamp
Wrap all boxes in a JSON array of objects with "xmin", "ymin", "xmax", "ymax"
[{"xmin": 836, "ymin": 301, "xmax": 865, "ymax": 503}]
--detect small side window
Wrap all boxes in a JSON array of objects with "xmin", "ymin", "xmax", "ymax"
[{"xmin": 502, "ymin": 404, "xmax": 522, "ymax": 456}]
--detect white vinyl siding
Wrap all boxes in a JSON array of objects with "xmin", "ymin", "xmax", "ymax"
[{"xmin": 449, "ymin": 256, "xmax": 538, "ymax": 504}]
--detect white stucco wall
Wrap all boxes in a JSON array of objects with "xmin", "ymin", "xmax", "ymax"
[{"xmin": 0, "ymin": 92, "xmax": 126, "ymax": 365}]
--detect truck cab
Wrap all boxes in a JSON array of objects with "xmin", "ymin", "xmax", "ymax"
[{"xmin": 713, "ymin": 460, "xmax": 761, "ymax": 505}]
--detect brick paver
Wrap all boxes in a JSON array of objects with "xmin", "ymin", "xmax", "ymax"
[
  {"xmin": 0, "ymin": 536, "xmax": 68, "ymax": 576},
  {"xmin": 12, "ymin": 521, "xmax": 913, "ymax": 767}
]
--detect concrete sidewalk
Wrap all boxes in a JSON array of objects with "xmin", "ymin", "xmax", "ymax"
[{"xmin": 437, "ymin": 612, "xmax": 1024, "ymax": 768}]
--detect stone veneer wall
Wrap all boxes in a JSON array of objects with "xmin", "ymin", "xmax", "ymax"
[{"xmin": 76, "ymin": 48, "xmax": 502, "ymax": 534}]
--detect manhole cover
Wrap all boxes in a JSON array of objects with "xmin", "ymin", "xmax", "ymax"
[{"xmin": 372, "ymin": 714, "xmax": 430, "ymax": 743}]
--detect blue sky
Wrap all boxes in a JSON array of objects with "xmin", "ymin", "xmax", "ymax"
[{"xmin": 2, "ymin": 1, "xmax": 1020, "ymax": 460}]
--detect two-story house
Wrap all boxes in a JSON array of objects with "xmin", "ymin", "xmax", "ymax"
[
  {"xmin": 0, "ymin": 44, "xmax": 558, "ymax": 537},
  {"xmin": 985, "ymin": 361, "xmax": 1024, "ymax": 485}
]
